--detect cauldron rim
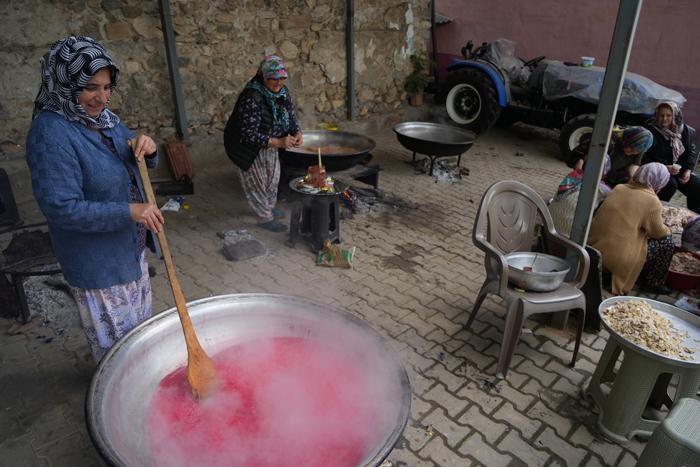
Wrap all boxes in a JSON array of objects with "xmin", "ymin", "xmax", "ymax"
[{"xmin": 86, "ymin": 293, "xmax": 411, "ymax": 467}]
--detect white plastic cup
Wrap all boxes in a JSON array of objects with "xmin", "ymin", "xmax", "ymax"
[{"xmin": 581, "ymin": 56, "xmax": 595, "ymax": 67}]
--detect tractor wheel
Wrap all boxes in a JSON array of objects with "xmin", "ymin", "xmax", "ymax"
[
  {"xmin": 444, "ymin": 68, "xmax": 500, "ymax": 133},
  {"xmin": 559, "ymin": 113, "xmax": 596, "ymax": 161}
]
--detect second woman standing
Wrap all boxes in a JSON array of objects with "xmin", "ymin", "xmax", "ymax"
[{"xmin": 224, "ymin": 55, "xmax": 303, "ymax": 232}]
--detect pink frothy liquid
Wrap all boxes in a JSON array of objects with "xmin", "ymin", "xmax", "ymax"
[{"xmin": 148, "ymin": 336, "xmax": 396, "ymax": 466}]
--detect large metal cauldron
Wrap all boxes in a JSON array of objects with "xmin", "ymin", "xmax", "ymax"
[
  {"xmin": 280, "ymin": 130, "xmax": 375, "ymax": 171},
  {"xmin": 86, "ymin": 294, "xmax": 411, "ymax": 467},
  {"xmin": 393, "ymin": 122, "xmax": 475, "ymax": 175}
]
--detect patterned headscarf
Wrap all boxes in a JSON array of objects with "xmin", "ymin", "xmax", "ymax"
[
  {"xmin": 650, "ymin": 101, "xmax": 685, "ymax": 162},
  {"xmin": 621, "ymin": 127, "xmax": 653, "ymax": 155},
  {"xmin": 32, "ymin": 36, "xmax": 120, "ymax": 129},
  {"xmin": 631, "ymin": 162, "xmax": 670, "ymax": 193},
  {"xmin": 259, "ymin": 55, "xmax": 288, "ymax": 80},
  {"xmin": 245, "ymin": 55, "xmax": 291, "ymax": 132}
]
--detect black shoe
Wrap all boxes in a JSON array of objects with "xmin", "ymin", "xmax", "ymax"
[
  {"xmin": 644, "ymin": 284, "xmax": 673, "ymax": 295},
  {"xmin": 258, "ymin": 220, "xmax": 287, "ymax": 232}
]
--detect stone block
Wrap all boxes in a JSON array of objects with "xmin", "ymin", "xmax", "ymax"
[
  {"xmin": 535, "ymin": 427, "xmax": 588, "ymax": 466},
  {"xmin": 281, "ymin": 15, "xmax": 312, "ymax": 29},
  {"xmin": 423, "ymin": 384, "xmax": 469, "ymax": 418},
  {"xmin": 457, "ymin": 405, "xmax": 510, "ymax": 444},
  {"xmin": 493, "ymin": 401, "xmax": 542, "ymax": 439},
  {"xmin": 105, "ymin": 21, "xmax": 132, "ymax": 40},
  {"xmin": 526, "ymin": 401, "xmax": 574, "ymax": 439},
  {"xmin": 420, "ymin": 436, "xmax": 472, "ymax": 467},
  {"xmin": 424, "ymin": 364, "xmax": 466, "ymax": 393},
  {"xmin": 456, "ymin": 380, "xmax": 505, "ymax": 415},
  {"xmin": 458, "ymin": 432, "xmax": 513, "ymax": 466},
  {"xmin": 497, "ymin": 431, "xmax": 551, "ymax": 466}
]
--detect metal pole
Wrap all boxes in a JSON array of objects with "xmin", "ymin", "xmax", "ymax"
[
  {"xmin": 430, "ymin": 0, "xmax": 439, "ymax": 86},
  {"xmin": 158, "ymin": 0, "xmax": 189, "ymax": 142},
  {"xmin": 569, "ymin": 0, "xmax": 643, "ymax": 246},
  {"xmin": 346, "ymin": 0, "xmax": 356, "ymax": 121},
  {"xmin": 552, "ymin": 0, "xmax": 642, "ymax": 330}
]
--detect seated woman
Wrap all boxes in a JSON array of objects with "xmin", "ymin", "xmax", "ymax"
[
  {"xmin": 588, "ymin": 163, "xmax": 673, "ymax": 295},
  {"xmin": 567, "ymin": 126, "xmax": 654, "ymax": 187},
  {"xmin": 549, "ymin": 155, "xmax": 612, "ymax": 236},
  {"xmin": 643, "ymin": 101, "xmax": 699, "ymax": 213}
]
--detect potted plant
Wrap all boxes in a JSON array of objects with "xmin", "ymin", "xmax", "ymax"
[{"xmin": 404, "ymin": 53, "xmax": 429, "ymax": 106}]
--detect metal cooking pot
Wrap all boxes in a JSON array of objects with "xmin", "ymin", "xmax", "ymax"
[
  {"xmin": 280, "ymin": 130, "xmax": 375, "ymax": 171},
  {"xmin": 393, "ymin": 122, "xmax": 475, "ymax": 157},
  {"xmin": 504, "ymin": 252, "xmax": 571, "ymax": 292},
  {"xmin": 86, "ymin": 294, "xmax": 411, "ymax": 467}
]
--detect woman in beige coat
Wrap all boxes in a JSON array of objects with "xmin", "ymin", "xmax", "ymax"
[{"xmin": 588, "ymin": 162, "xmax": 673, "ymax": 295}]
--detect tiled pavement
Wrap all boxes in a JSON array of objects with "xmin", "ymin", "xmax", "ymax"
[{"xmin": 0, "ymin": 118, "xmax": 680, "ymax": 466}]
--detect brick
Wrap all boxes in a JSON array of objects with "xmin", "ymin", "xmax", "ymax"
[
  {"xmin": 616, "ymin": 452, "xmax": 639, "ymax": 467},
  {"xmin": 498, "ymin": 430, "xmax": 551, "ymax": 466},
  {"xmin": 526, "ymin": 401, "xmax": 575, "ymax": 439},
  {"xmin": 420, "ymin": 436, "xmax": 472, "ymax": 467},
  {"xmin": 403, "ymin": 420, "xmax": 435, "ymax": 451},
  {"xmin": 458, "ymin": 432, "xmax": 513, "ymax": 467},
  {"xmin": 384, "ymin": 446, "xmax": 437, "ymax": 467},
  {"xmin": 457, "ymin": 405, "xmax": 510, "ymax": 444},
  {"xmin": 423, "ymin": 384, "xmax": 469, "ymax": 418},
  {"xmin": 398, "ymin": 346, "xmax": 436, "ymax": 373},
  {"xmin": 456, "ymin": 380, "xmax": 505, "ymax": 415},
  {"xmin": 454, "ymin": 342, "xmax": 497, "ymax": 372},
  {"xmin": 491, "ymin": 383, "xmax": 535, "ymax": 412},
  {"xmin": 396, "ymin": 328, "xmax": 437, "ymax": 354},
  {"xmin": 422, "ymin": 407, "xmax": 470, "ymax": 448},
  {"xmin": 514, "ymin": 359, "xmax": 558, "ymax": 386},
  {"xmin": 569, "ymin": 425, "xmax": 624, "ymax": 466},
  {"xmin": 534, "ymin": 427, "xmax": 587, "ymax": 466},
  {"xmin": 424, "ymin": 363, "xmax": 467, "ymax": 393},
  {"xmin": 544, "ymin": 359, "xmax": 587, "ymax": 386},
  {"xmin": 493, "ymin": 401, "xmax": 543, "ymax": 439}
]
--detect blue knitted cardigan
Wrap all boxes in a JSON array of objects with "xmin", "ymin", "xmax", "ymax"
[{"xmin": 26, "ymin": 111, "xmax": 159, "ymax": 289}]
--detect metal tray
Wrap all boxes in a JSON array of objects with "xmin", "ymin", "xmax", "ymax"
[{"xmin": 599, "ymin": 296, "xmax": 700, "ymax": 367}]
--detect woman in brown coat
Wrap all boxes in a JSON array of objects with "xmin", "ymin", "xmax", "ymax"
[{"xmin": 588, "ymin": 162, "xmax": 673, "ymax": 295}]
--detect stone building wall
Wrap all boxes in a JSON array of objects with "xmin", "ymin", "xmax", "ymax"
[{"xmin": 0, "ymin": 0, "xmax": 430, "ymax": 144}]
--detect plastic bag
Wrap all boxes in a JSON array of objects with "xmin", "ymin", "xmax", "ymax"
[{"xmin": 315, "ymin": 240, "xmax": 355, "ymax": 268}]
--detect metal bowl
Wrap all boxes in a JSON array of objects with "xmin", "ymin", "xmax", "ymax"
[
  {"xmin": 393, "ymin": 122, "xmax": 475, "ymax": 156},
  {"xmin": 280, "ymin": 130, "xmax": 375, "ymax": 171},
  {"xmin": 86, "ymin": 294, "xmax": 411, "ymax": 466},
  {"xmin": 504, "ymin": 252, "xmax": 571, "ymax": 292}
]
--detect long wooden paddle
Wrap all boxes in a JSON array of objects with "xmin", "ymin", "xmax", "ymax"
[{"xmin": 135, "ymin": 152, "xmax": 216, "ymax": 400}]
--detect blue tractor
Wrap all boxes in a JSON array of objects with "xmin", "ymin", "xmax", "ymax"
[{"xmin": 440, "ymin": 39, "xmax": 685, "ymax": 160}]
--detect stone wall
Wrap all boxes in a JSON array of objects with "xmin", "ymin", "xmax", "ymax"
[{"xmin": 0, "ymin": 0, "xmax": 430, "ymax": 144}]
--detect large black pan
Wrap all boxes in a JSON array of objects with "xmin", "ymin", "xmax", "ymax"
[{"xmin": 280, "ymin": 130, "xmax": 375, "ymax": 172}]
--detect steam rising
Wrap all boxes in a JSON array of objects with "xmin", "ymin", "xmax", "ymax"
[{"xmin": 148, "ymin": 334, "xmax": 403, "ymax": 466}]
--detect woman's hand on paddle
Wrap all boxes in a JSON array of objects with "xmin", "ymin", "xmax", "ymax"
[
  {"xmin": 680, "ymin": 169, "xmax": 691, "ymax": 184},
  {"xmin": 130, "ymin": 203, "xmax": 164, "ymax": 233},
  {"xmin": 291, "ymin": 131, "xmax": 303, "ymax": 147},
  {"xmin": 128, "ymin": 135, "xmax": 157, "ymax": 161}
]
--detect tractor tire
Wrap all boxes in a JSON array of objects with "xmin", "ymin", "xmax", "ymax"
[
  {"xmin": 559, "ymin": 113, "xmax": 596, "ymax": 161},
  {"xmin": 444, "ymin": 68, "xmax": 501, "ymax": 133}
]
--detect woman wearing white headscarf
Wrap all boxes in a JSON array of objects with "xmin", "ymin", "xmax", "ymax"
[
  {"xmin": 643, "ymin": 101, "xmax": 699, "ymax": 212},
  {"xmin": 26, "ymin": 36, "xmax": 163, "ymax": 361},
  {"xmin": 588, "ymin": 163, "xmax": 673, "ymax": 295}
]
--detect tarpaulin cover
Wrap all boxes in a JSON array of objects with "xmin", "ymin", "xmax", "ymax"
[{"xmin": 541, "ymin": 61, "xmax": 686, "ymax": 113}]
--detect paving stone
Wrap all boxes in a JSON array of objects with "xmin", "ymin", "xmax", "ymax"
[
  {"xmin": 569, "ymin": 425, "xmax": 624, "ymax": 466},
  {"xmin": 544, "ymin": 359, "xmax": 587, "ymax": 386},
  {"xmin": 429, "ymin": 344, "xmax": 466, "ymax": 372},
  {"xmin": 422, "ymin": 407, "xmax": 470, "ymax": 448},
  {"xmin": 420, "ymin": 436, "xmax": 473, "ymax": 467},
  {"xmin": 514, "ymin": 359, "xmax": 558, "ymax": 386},
  {"xmin": 526, "ymin": 401, "xmax": 575, "ymax": 439},
  {"xmin": 458, "ymin": 432, "xmax": 513, "ymax": 467},
  {"xmin": 398, "ymin": 345, "xmax": 436, "ymax": 373},
  {"xmin": 498, "ymin": 430, "xmax": 551, "ymax": 467},
  {"xmin": 534, "ymin": 427, "xmax": 587, "ymax": 466},
  {"xmin": 616, "ymin": 451, "xmax": 639, "ymax": 467},
  {"xmin": 384, "ymin": 445, "xmax": 437, "ymax": 467},
  {"xmin": 403, "ymin": 420, "xmax": 435, "ymax": 451},
  {"xmin": 396, "ymin": 328, "xmax": 438, "ymax": 354},
  {"xmin": 491, "ymin": 382, "xmax": 535, "ymax": 412},
  {"xmin": 423, "ymin": 383, "xmax": 469, "ymax": 418},
  {"xmin": 493, "ymin": 401, "xmax": 543, "ymax": 439},
  {"xmin": 411, "ymin": 395, "xmax": 433, "ymax": 420},
  {"xmin": 457, "ymin": 405, "xmax": 511, "ymax": 444},
  {"xmin": 424, "ymin": 363, "xmax": 467, "ymax": 393},
  {"xmin": 29, "ymin": 404, "xmax": 77, "ymax": 449},
  {"xmin": 35, "ymin": 432, "xmax": 104, "ymax": 467},
  {"xmin": 454, "ymin": 342, "xmax": 497, "ymax": 372},
  {"xmin": 456, "ymin": 379, "xmax": 505, "ymax": 415}
]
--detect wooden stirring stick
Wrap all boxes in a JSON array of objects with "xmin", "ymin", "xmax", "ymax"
[
  {"xmin": 134, "ymin": 150, "xmax": 216, "ymax": 401},
  {"xmin": 317, "ymin": 147, "xmax": 323, "ymax": 170}
]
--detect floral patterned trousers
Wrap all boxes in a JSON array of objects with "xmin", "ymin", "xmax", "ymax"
[
  {"xmin": 239, "ymin": 146, "xmax": 280, "ymax": 223},
  {"xmin": 70, "ymin": 251, "xmax": 152, "ymax": 362},
  {"xmin": 641, "ymin": 235, "xmax": 675, "ymax": 287}
]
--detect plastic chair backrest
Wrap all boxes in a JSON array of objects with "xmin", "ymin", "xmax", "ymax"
[{"xmin": 475, "ymin": 180, "xmax": 554, "ymax": 255}]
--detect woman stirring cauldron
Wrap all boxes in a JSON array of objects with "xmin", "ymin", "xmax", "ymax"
[
  {"xmin": 643, "ymin": 101, "xmax": 699, "ymax": 213},
  {"xmin": 224, "ymin": 55, "xmax": 303, "ymax": 232},
  {"xmin": 26, "ymin": 36, "xmax": 163, "ymax": 362}
]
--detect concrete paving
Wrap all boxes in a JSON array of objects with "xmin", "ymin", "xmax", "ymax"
[{"xmin": 0, "ymin": 116, "xmax": 684, "ymax": 466}]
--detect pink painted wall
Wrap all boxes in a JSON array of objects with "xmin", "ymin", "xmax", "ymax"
[{"xmin": 433, "ymin": 0, "xmax": 700, "ymax": 126}]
